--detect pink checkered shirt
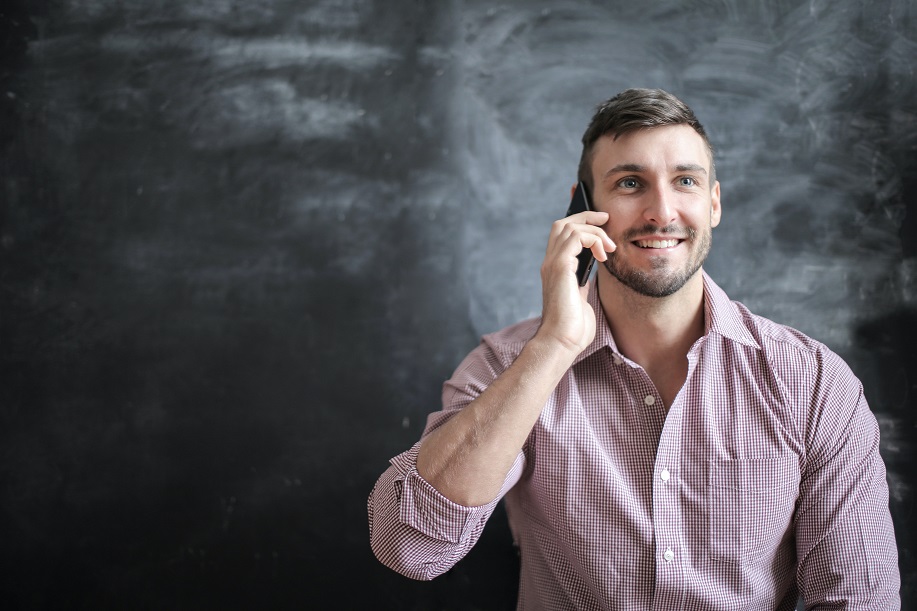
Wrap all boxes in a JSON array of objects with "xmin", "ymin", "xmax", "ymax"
[{"xmin": 369, "ymin": 273, "xmax": 900, "ymax": 610}]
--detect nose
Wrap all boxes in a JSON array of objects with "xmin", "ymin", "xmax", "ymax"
[{"xmin": 643, "ymin": 182, "xmax": 677, "ymax": 226}]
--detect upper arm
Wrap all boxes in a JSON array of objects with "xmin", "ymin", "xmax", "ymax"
[{"xmin": 794, "ymin": 350, "xmax": 899, "ymax": 608}]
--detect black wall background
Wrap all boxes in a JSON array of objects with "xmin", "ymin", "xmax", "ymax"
[{"xmin": 1, "ymin": 1, "xmax": 915, "ymax": 609}]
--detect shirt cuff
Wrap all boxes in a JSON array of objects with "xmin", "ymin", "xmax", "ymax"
[{"xmin": 389, "ymin": 442, "xmax": 498, "ymax": 545}]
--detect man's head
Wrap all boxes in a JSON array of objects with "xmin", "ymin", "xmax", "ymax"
[
  {"xmin": 580, "ymin": 89, "xmax": 720, "ymax": 298},
  {"xmin": 577, "ymin": 88, "xmax": 715, "ymax": 199}
]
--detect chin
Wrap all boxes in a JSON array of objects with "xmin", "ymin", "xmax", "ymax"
[{"xmin": 602, "ymin": 260, "xmax": 702, "ymax": 299}]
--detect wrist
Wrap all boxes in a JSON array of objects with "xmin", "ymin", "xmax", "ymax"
[{"xmin": 526, "ymin": 330, "xmax": 582, "ymax": 369}]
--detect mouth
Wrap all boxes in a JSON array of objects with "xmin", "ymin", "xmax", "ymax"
[{"xmin": 633, "ymin": 238, "xmax": 682, "ymax": 249}]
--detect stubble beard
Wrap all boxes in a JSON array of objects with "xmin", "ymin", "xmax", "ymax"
[{"xmin": 602, "ymin": 224, "xmax": 712, "ymax": 298}]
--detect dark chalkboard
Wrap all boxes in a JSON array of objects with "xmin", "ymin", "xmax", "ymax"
[{"xmin": 1, "ymin": 0, "xmax": 914, "ymax": 608}]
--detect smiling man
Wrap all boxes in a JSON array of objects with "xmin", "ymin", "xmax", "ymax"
[{"xmin": 368, "ymin": 89, "xmax": 900, "ymax": 609}]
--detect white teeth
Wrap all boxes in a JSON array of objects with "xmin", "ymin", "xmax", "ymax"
[{"xmin": 636, "ymin": 239, "xmax": 678, "ymax": 249}]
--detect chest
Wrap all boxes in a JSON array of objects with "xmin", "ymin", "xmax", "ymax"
[
  {"xmin": 514, "ymin": 347, "xmax": 803, "ymax": 553},
  {"xmin": 645, "ymin": 361, "xmax": 688, "ymax": 410}
]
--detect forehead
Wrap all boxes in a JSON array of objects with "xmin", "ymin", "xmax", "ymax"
[{"xmin": 591, "ymin": 125, "xmax": 712, "ymax": 175}]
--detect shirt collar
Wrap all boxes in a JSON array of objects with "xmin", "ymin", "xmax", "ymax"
[
  {"xmin": 573, "ymin": 279, "xmax": 618, "ymax": 365},
  {"xmin": 701, "ymin": 271, "xmax": 761, "ymax": 350},
  {"xmin": 573, "ymin": 270, "xmax": 760, "ymax": 366}
]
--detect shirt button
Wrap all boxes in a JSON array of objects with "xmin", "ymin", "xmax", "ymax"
[
  {"xmin": 661, "ymin": 469, "xmax": 670, "ymax": 482},
  {"xmin": 663, "ymin": 549, "xmax": 674, "ymax": 562},
  {"xmin": 644, "ymin": 395, "xmax": 655, "ymax": 406},
  {"xmin": 612, "ymin": 354, "xmax": 623, "ymax": 365}
]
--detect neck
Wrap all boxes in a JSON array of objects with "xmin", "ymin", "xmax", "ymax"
[{"xmin": 597, "ymin": 270, "xmax": 706, "ymax": 369}]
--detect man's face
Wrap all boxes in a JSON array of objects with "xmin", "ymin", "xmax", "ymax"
[{"xmin": 589, "ymin": 125, "xmax": 721, "ymax": 298}]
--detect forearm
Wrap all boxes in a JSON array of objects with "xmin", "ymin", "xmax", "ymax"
[{"xmin": 416, "ymin": 333, "xmax": 577, "ymax": 506}]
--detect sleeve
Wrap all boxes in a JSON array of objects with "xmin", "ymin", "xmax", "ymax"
[
  {"xmin": 794, "ymin": 349, "xmax": 900, "ymax": 609},
  {"xmin": 367, "ymin": 339, "xmax": 528, "ymax": 581}
]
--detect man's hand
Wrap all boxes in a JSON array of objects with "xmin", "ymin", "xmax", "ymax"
[{"xmin": 538, "ymin": 211, "xmax": 615, "ymax": 354}]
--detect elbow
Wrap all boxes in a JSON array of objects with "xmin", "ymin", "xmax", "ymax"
[
  {"xmin": 367, "ymin": 462, "xmax": 467, "ymax": 581},
  {"xmin": 369, "ymin": 528, "xmax": 446, "ymax": 582},
  {"xmin": 368, "ymin": 494, "xmax": 445, "ymax": 582}
]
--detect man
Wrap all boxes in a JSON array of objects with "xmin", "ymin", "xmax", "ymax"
[{"xmin": 368, "ymin": 88, "xmax": 900, "ymax": 609}]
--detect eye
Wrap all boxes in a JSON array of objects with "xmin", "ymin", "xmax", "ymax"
[
  {"xmin": 618, "ymin": 177, "xmax": 640, "ymax": 189},
  {"xmin": 678, "ymin": 176, "xmax": 697, "ymax": 187}
]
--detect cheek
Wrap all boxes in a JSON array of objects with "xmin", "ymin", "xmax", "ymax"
[
  {"xmin": 595, "ymin": 209, "xmax": 632, "ymax": 235},
  {"xmin": 601, "ymin": 221, "xmax": 625, "ymax": 241}
]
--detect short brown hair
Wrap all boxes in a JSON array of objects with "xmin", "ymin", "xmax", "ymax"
[{"xmin": 577, "ymin": 88, "xmax": 715, "ymax": 196}]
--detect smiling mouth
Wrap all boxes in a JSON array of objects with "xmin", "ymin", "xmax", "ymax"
[{"xmin": 634, "ymin": 239, "xmax": 680, "ymax": 249}]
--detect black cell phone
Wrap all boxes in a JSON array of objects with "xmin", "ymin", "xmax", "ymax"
[{"xmin": 564, "ymin": 181, "xmax": 597, "ymax": 286}]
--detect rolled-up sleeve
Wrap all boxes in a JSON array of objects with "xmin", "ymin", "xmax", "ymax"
[{"xmin": 368, "ymin": 441, "xmax": 523, "ymax": 580}]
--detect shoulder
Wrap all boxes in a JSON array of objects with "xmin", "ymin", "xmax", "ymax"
[
  {"xmin": 445, "ymin": 316, "xmax": 541, "ymax": 387},
  {"xmin": 734, "ymin": 301, "xmax": 822, "ymax": 354},
  {"xmin": 705, "ymin": 273, "xmax": 831, "ymax": 364},
  {"xmin": 721, "ymin": 300, "xmax": 870, "ymax": 462},
  {"xmin": 703, "ymin": 270, "xmax": 858, "ymax": 400},
  {"xmin": 727, "ymin": 299, "xmax": 860, "ymax": 396},
  {"xmin": 440, "ymin": 316, "xmax": 541, "ymax": 411},
  {"xmin": 733, "ymin": 300, "xmax": 843, "ymax": 361},
  {"xmin": 478, "ymin": 316, "xmax": 542, "ymax": 365}
]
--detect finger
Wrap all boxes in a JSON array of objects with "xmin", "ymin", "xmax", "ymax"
[
  {"xmin": 546, "ymin": 231, "xmax": 610, "ymax": 273},
  {"xmin": 559, "ymin": 223, "xmax": 615, "ymax": 257},
  {"xmin": 563, "ymin": 210, "xmax": 609, "ymax": 226},
  {"xmin": 549, "ymin": 211, "xmax": 609, "ymax": 238},
  {"xmin": 581, "ymin": 233, "xmax": 614, "ymax": 261}
]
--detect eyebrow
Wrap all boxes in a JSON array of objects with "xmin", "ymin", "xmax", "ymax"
[
  {"xmin": 674, "ymin": 163, "xmax": 708, "ymax": 175},
  {"xmin": 603, "ymin": 164, "xmax": 645, "ymax": 178},
  {"xmin": 603, "ymin": 163, "xmax": 708, "ymax": 179}
]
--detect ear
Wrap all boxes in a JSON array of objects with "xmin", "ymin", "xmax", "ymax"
[{"xmin": 710, "ymin": 180, "xmax": 722, "ymax": 228}]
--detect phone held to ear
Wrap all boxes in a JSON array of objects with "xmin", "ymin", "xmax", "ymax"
[{"xmin": 564, "ymin": 181, "xmax": 597, "ymax": 287}]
